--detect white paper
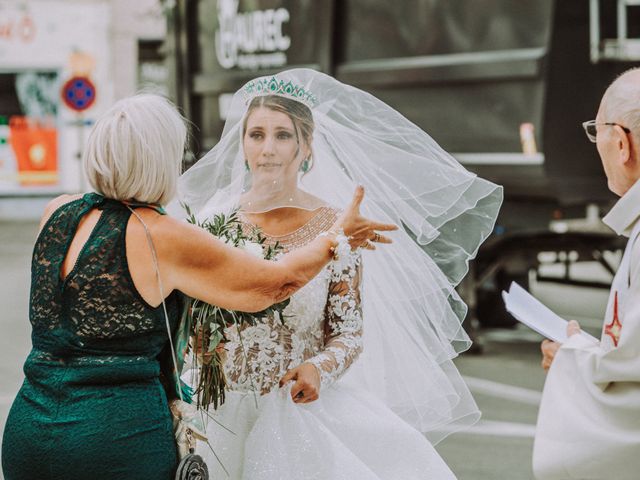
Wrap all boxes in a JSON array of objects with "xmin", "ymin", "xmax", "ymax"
[{"xmin": 501, "ymin": 282, "xmax": 598, "ymax": 343}]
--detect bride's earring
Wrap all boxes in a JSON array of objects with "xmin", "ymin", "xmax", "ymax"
[
  {"xmin": 300, "ymin": 155, "xmax": 313, "ymax": 174},
  {"xmin": 245, "ymin": 159, "xmax": 250, "ymax": 171}
]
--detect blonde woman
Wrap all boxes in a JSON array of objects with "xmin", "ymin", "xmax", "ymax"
[{"xmin": 0, "ymin": 94, "xmax": 394, "ymax": 480}]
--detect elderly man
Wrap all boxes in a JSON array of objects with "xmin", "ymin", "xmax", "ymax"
[{"xmin": 534, "ymin": 68, "xmax": 640, "ymax": 479}]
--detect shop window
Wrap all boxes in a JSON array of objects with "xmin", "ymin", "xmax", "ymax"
[{"xmin": 0, "ymin": 71, "xmax": 59, "ymax": 191}]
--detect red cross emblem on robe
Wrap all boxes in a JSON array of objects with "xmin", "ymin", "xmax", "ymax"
[{"xmin": 604, "ymin": 291, "xmax": 622, "ymax": 347}]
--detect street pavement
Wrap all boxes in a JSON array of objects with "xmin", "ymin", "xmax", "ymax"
[
  {"xmin": 0, "ymin": 222, "xmax": 36, "ymax": 480},
  {"xmin": 436, "ymin": 331, "xmax": 545, "ymax": 479},
  {"xmin": 0, "ymin": 221, "xmax": 605, "ymax": 480}
]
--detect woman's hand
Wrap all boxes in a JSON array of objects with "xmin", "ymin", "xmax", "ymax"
[
  {"xmin": 279, "ymin": 363, "xmax": 321, "ymax": 404},
  {"xmin": 540, "ymin": 320, "xmax": 581, "ymax": 371},
  {"xmin": 333, "ymin": 186, "xmax": 397, "ymax": 250}
]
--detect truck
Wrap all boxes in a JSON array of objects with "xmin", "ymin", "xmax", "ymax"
[{"xmin": 165, "ymin": 0, "xmax": 640, "ymax": 332}]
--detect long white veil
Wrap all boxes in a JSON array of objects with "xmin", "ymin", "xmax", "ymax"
[{"xmin": 171, "ymin": 68, "xmax": 503, "ymax": 443}]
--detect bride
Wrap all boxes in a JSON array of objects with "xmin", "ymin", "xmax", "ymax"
[{"xmin": 176, "ymin": 69, "xmax": 503, "ymax": 479}]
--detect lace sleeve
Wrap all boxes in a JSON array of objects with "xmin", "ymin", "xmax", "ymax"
[{"xmin": 306, "ymin": 251, "xmax": 363, "ymax": 389}]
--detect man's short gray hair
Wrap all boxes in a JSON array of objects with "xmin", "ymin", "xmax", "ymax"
[
  {"xmin": 83, "ymin": 94, "xmax": 187, "ymax": 205},
  {"xmin": 601, "ymin": 67, "xmax": 640, "ymax": 145}
]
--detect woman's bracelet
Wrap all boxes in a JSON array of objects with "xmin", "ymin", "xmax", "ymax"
[{"xmin": 318, "ymin": 228, "xmax": 350, "ymax": 262}]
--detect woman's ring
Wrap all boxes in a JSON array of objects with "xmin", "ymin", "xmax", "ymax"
[{"xmin": 373, "ymin": 233, "xmax": 380, "ymax": 242}]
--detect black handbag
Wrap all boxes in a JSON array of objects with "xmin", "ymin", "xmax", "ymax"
[{"xmin": 175, "ymin": 452, "xmax": 209, "ymax": 480}]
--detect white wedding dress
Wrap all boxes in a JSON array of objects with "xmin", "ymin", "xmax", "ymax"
[{"xmin": 196, "ymin": 207, "xmax": 457, "ymax": 480}]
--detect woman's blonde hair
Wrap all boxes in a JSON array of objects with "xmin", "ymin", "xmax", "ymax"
[{"xmin": 83, "ymin": 94, "xmax": 187, "ymax": 205}]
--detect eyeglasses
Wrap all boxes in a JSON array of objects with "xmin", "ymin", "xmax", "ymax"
[{"xmin": 582, "ymin": 120, "xmax": 631, "ymax": 143}]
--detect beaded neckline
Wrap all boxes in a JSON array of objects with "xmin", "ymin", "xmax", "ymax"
[{"xmin": 241, "ymin": 206, "xmax": 338, "ymax": 250}]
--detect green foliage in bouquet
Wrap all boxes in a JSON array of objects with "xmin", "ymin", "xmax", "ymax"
[{"xmin": 182, "ymin": 204, "xmax": 290, "ymax": 410}]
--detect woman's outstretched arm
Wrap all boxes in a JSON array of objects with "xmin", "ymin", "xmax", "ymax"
[{"xmin": 155, "ymin": 187, "xmax": 395, "ymax": 312}]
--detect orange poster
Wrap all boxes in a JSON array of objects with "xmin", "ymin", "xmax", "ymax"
[{"xmin": 9, "ymin": 116, "xmax": 58, "ymax": 186}]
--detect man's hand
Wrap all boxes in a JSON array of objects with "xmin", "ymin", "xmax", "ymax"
[
  {"xmin": 540, "ymin": 320, "xmax": 581, "ymax": 371},
  {"xmin": 541, "ymin": 340, "xmax": 560, "ymax": 371},
  {"xmin": 279, "ymin": 363, "xmax": 321, "ymax": 404},
  {"xmin": 566, "ymin": 319, "xmax": 581, "ymax": 337}
]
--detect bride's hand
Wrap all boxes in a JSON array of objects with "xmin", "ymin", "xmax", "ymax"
[
  {"xmin": 333, "ymin": 186, "xmax": 398, "ymax": 250},
  {"xmin": 279, "ymin": 363, "xmax": 321, "ymax": 404}
]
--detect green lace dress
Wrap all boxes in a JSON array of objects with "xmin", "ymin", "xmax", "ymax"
[{"xmin": 2, "ymin": 193, "xmax": 181, "ymax": 480}]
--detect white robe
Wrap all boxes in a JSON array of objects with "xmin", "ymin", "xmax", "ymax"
[{"xmin": 533, "ymin": 180, "xmax": 640, "ymax": 480}]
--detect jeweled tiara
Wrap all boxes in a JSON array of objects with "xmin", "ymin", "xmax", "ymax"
[{"xmin": 241, "ymin": 77, "xmax": 318, "ymax": 109}]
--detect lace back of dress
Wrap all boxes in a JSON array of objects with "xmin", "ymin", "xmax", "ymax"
[{"xmin": 29, "ymin": 196, "xmax": 179, "ymax": 359}]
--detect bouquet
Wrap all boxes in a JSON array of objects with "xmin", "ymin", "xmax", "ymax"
[{"xmin": 182, "ymin": 204, "xmax": 290, "ymax": 410}]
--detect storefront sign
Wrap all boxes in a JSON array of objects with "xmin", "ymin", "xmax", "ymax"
[
  {"xmin": 0, "ymin": 13, "xmax": 36, "ymax": 44},
  {"xmin": 0, "ymin": 0, "xmax": 109, "ymax": 69},
  {"xmin": 215, "ymin": 0, "xmax": 291, "ymax": 70}
]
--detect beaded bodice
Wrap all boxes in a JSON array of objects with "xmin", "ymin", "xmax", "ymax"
[{"xmin": 222, "ymin": 207, "xmax": 363, "ymax": 394}]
